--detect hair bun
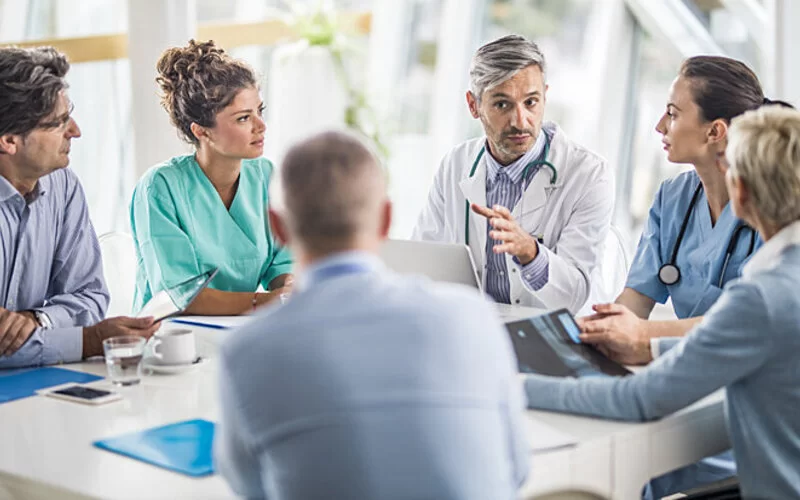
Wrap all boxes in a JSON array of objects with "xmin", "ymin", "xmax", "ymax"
[{"xmin": 156, "ymin": 40, "xmax": 225, "ymax": 95}]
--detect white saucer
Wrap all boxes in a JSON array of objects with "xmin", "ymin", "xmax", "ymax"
[{"xmin": 142, "ymin": 356, "xmax": 207, "ymax": 374}]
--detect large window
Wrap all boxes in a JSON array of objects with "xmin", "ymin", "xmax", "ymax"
[
  {"xmin": 622, "ymin": 0, "xmax": 769, "ymax": 237},
  {"xmin": 471, "ymin": 0, "xmax": 596, "ymax": 142},
  {"xmin": 0, "ymin": 0, "xmax": 776, "ymax": 244},
  {"xmin": 4, "ymin": 0, "xmax": 133, "ymax": 234}
]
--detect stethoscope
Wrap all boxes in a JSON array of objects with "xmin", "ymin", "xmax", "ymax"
[
  {"xmin": 658, "ymin": 183, "xmax": 757, "ymax": 287},
  {"xmin": 464, "ymin": 134, "xmax": 557, "ymax": 246}
]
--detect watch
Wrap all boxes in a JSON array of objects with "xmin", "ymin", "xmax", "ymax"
[{"xmin": 32, "ymin": 310, "xmax": 53, "ymax": 330}]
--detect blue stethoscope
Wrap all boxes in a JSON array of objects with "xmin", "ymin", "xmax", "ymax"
[
  {"xmin": 658, "ymin": 183, "xmax": 757, "ymax": 287},
  {"xmin": 464, "ymin": 135, "xmax": 557, "ymax": 245}
]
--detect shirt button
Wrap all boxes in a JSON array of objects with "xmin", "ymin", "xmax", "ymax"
[
  {"xmin": 499, "ymin": 271, "xmax": 505, "ymax": 276},
  {"xmin": 515, "ymin": 299, "xmax": 521, "ymax": 304},
  {"xmin": 512, "ymin": 269, "xmax": 517, "ymax": 274}
]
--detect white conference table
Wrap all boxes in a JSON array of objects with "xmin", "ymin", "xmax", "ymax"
[{"xmin": 0, "ymin": 305, "xmax": 729, "ymax": 500}]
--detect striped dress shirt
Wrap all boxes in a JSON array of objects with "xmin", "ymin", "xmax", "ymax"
[
  {"xmin": 0, "ymin": 169, "xmax": 108, "ymax": 368},
  {"xmin": 484, "ymin": 132, "xmax": 550, "ymax": 303}
]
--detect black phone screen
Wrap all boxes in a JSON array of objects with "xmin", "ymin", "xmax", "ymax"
[{"xmin": 53, "ymin": 385, "xmax": 112, "ymax": 400}]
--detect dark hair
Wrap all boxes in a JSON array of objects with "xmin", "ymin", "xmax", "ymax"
[
  {"xmin": 0, "ymin": 46, "xmax": 70, "ymax": 137},
  {"xmin": 156, "ymin": 39, "xmax": 257, "ymax": 145},
  {"xmin": 679, "ymin": 56, "xmax": 765, "ymax": 123},
  {"xmin": 762, "ymin": 97, "xmax": 796, "ymax": 110}
]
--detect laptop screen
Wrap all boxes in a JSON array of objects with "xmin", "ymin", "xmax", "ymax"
[{"xmin": 505, "ymin": 308, "xmax": 631, "ymax": 378}]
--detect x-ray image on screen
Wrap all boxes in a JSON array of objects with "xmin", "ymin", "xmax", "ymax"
[{"xmin": 506, "ymin": 309, "xmax": 631, "ymax": 378}]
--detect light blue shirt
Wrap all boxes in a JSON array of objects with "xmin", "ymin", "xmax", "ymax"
[
  {"xmin": 0, "ymin": 169, "xmax": 107, "ymax": 368},
  {"xmin": 484, "ymin": 132, "xmax": 550, "ymax": 303},
  {"xmin": 627, "ymin": 170, "xmax": 760, "ymax": 319},
  {"xmin": 214, "ymin": 252, "xmax": 528, "ymax": 500},
  {"xmin": 524, "ymin": 221, "xmax": 800, "ymax": 499}
]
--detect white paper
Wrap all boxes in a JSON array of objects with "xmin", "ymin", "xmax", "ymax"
[
  {"xmin": 526, "ymin": 415, "xmax": 578, "ymax": 453},
  {"xmin": 136, "ymin": 290, "xmax": 179, "ymax": 320}
]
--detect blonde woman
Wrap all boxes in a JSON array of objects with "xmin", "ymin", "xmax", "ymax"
[{"xmin": 525, "ymin": 105, "xmax": 800, "ymax": 499}]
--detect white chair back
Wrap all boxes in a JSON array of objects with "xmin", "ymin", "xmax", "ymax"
[
  {"xmin": 98, "ymin": 231, "xmax": 137, "ymax": 317},
  {"xmin": 598, "ymin": 224, "xmax": 631, "ymax": 302}
]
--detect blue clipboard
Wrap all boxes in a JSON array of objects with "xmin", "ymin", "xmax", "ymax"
[
  {"xmin": 93, "ymin": 419, "xmax": 215, "ymax": 477},
  {"xmin": 0, "ymin": 367, "xmax": 103, "ymax": 404}
]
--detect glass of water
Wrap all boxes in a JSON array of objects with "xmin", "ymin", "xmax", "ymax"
[{"xmin": 103, "ymin": 336, "xmax": 145, "ymax": 386}]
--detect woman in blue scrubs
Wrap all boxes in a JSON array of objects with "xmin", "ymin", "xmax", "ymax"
[
  {"xmin": 580, "ymin": 56, "xmax": 792, "ymax": 498},
  {"xmin": 130, "ymin": 40, "xmax": 292, "ymax": 315},
  {"xmin": 580, "ymin": 56, "xmax": 774, "ymax": 359}
]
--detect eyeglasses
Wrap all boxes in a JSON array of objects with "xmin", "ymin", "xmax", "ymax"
[{"xmin": 36, "ymin": 102, "xmax": 75, "ymax": 131}]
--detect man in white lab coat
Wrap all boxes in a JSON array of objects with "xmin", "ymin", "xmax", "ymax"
[{"xmin": 412, "ymin": 35, "xmax": 614, "ymax": 314}]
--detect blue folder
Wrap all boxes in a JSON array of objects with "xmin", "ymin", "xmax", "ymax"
[
  {"xmin": 93, "ymin": 419, "xmax": 216, "ymax": 477},
  {"xmin": 0, "ymin": 367, "xmax": 103, "ymax": 404}
]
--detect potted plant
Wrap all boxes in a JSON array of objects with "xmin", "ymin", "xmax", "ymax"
[{"xmin": 267, "ymin": 0, "xmax": 387, "ymax": 162}]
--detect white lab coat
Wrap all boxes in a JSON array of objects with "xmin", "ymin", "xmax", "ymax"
[{"xmin": 412, "ymin": 122, "xmax": 614, "ymax": 314}]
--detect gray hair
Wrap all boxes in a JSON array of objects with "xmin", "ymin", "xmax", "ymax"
[
  {"xmin": 469, "ymin": 34, "xmax": 546, "ymax": 101},
  {"xmin": 0, "ymin": 46, "xmax": 70, "ymax": 137},
  {"xmin": 727, "ymin": 106, "xmax": 800, "ymax": 228},
  {"xmin": 272, "ymin": 130, "xmax": 386, "ymax": 255}
]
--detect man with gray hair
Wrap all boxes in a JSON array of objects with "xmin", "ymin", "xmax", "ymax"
[
  {"xmin": 413, "ymin": 34, "xmax": 614, "ymax": 314},
  {"xmin": 214, "ymin": 130, "xmax": 529, "ymax": 499},
  {"xmin": 0, "ymin": 46, "xmax": 159, "ymax": 368}
]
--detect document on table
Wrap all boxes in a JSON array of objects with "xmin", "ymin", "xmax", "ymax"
[{"xmin": 526, "ymin": 415, "xmax": 578, "ymax": 453}]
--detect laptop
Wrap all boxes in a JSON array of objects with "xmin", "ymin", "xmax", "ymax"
[
  {"xmin": 505, "ymin": 308, "xmax": 631, "ymax": 377},
  {"xmin": 378, "ymin": 239, "xmax": 482, "ymax": 291}
]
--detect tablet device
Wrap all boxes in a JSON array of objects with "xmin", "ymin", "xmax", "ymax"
[
  {"xmin": 137, "ymin": 269, "xmax": 219, "ymax": 322},
  {"xmin": 505, "ymin": 308, "xmax": 631, "ymax": 378}
]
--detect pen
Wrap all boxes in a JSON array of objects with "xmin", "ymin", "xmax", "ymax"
[{"xmin": 169, "ymin": 319, "xmax": 229, "ymax": 330}]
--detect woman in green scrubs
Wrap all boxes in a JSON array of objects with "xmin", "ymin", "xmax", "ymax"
[{"xmin": 130, "ymin": 40, "xmax": 292, "ymax": 315}]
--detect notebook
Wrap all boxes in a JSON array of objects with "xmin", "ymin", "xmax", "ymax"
[
  {"xmin": 93, "ymin": 419, "xmax": 215, "ymax": 477},
  {"xmin": 0, "ymin": 367, "xmax": 103, "ymax": 404}
]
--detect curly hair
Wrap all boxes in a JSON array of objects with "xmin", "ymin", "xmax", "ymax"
[
  {"xmin": 0, "ymin": 46, "xmax": 70, "ymax": 137},
  {"xmin": 156, "ymin": 39, "xmax": 257, "ymax": 146}
]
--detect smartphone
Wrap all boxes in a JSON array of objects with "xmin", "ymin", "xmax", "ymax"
[{"xmin": 39, "ymin": 384, "xmax": 122, "ymax": 405}]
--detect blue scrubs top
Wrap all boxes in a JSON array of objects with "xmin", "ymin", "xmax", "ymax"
[
  {"xmin": 627, "ymin": 171, "xmax": 761, "ymax": 319},
  {"xmin": 130, "ymin": 155, "xmax": 292, "ymax": 313}
]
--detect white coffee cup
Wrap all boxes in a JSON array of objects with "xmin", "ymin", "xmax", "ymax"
[{"xmin": 149, "ymin": 328, "xmax": 196, "ymax": 365}]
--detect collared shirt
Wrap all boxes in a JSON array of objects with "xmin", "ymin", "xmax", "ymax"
[
  {"xmin": 484, "ymin": 132, "xmax": 550, "ymax": 303},
  {"xmin": 215, "ymin": 251, "xmax": 529, "ymax": 499},
  {"xmin": 524, "ymin": 220, "xmax": 800, "ymax": 499},
  {"xmin": 0, "ymin": 169, "xmax": 108, "ymax": 368}
]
